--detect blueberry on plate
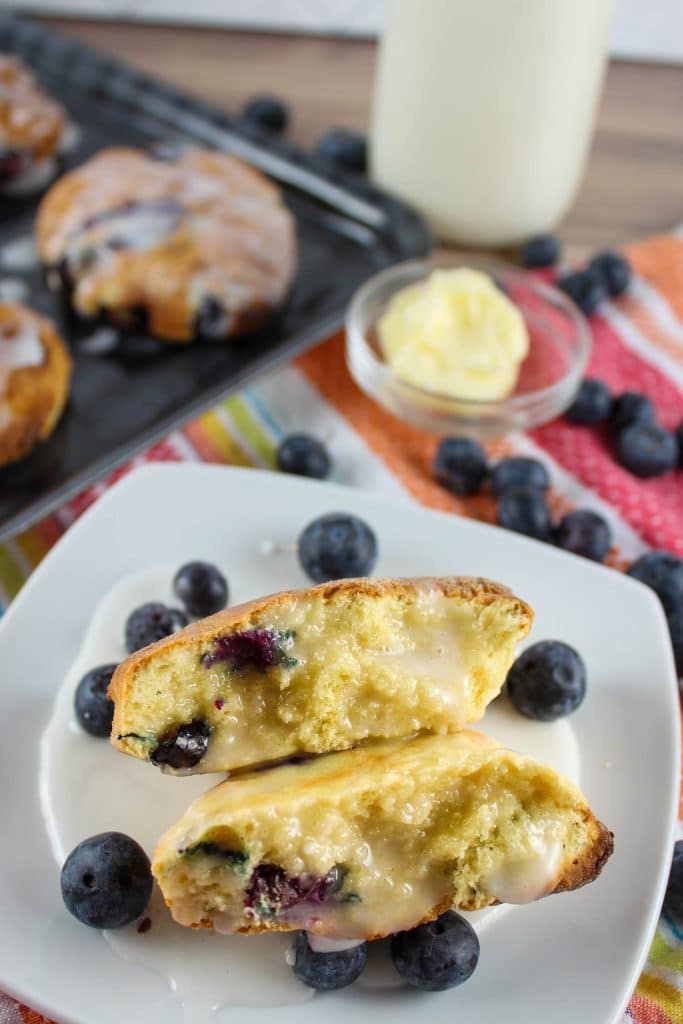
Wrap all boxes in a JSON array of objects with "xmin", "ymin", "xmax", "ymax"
[
  {"xmin": 124, "ymin": 602, "xmax": 188, "ymax": 653},
  {"xmin": 298, "ymin": 512, "xmax": 377, "ymax": 582},
  {"xmin": 616, "ymin": 422, "xmax": 679, "ymax": 478},
  {"xmin": 627, "ymin": 551, "xmax": 683, "ymax": 614},
  {"xmin": 565, "ymin": 378, "xmax": 612, "ymax": 425},
  {"xmin": 292, "ymin": 933, "xmax": 367, "ymax": 990},
  {"xmin": 433, "ymin": 436, "xmax": 488, "ymax": 496},
  {"xmin": 74, "ymin": 664, "xmax": 118, "ymax": 737},
  {"xmin": 521, "ymin": 235, "xmax": 561, "ymax": 269},
  {"xmin": 588, "ymin": 251, "xmax": 631, "ymax": 297},
  {"xmin": 173, "ymin": 561, "xmax": 229, "ymax": 618},
  {"xmin": 664, "ymin": 840, "xmax": 683, "ymax": 922},
  {"xmin": 316, "ymin": 128, "xmax": 367, "ymax": 173},
  {"xmin": 61, "ymin": 832, "xmax": 153, "ymax": 928},
  {"xmin": 241, "ymin": 94, "xmax": 289, "ymax": 134},
  {"xmin": 666, "ymin": 609, "xmax": 683, "ymax": 676},
  {"xmin": 554, "ymin": 509, "xmax": 612, "ymax": 562},
  {"xmin": 608, "ymin": 391, "xmax": 656, "ymax": 435},
  {"xmin": 490, "ymin": 456, "xmax": 550, "ymax": 496},
  {"xmin": 391, "ymin": 911, "xmax": 480, "ymax": 992},
  {"xmin": 496, "ymin": 487, "xmax": 553, "ymax": 542},
  {"xmin": 557, "ymin": 268, "xmax": 607, "ymax": 316},
  {"xmin": 506, "ymin": 640, "xmax": 586, "ymax": 721},
  {"xmin": 276, "ymin": 433, "xmax": 331, "ymax": 480}
]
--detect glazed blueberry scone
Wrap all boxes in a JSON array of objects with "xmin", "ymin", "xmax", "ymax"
[
  {"xmin": 109, "ymin": 576, "xmax": 533, "ymax": 774},
  {"xmin": 0, "ymin": 302, "xmax": 71, "ymax": 467},
  {"xmin": 35, "ymin": 146, "xmax": 297, "ymax": 342},
  {"xmin": 152, "ymin": 731, "xmax": 613, "ymax": 939},
  {"xmin": 0, "ymin": 56, "xmax": 64, "ymax": 189}
]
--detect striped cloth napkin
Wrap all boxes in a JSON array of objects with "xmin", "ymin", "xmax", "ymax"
[{"xmin": 1, "ymin": 229, "xmax": 682, "ymax": 1024}]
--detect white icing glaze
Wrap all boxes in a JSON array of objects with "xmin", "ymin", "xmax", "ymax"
[
  {"xmin": 3, "ymin": 157, "xmax": 57, "ymax": 195},
  {"xmin": 79, "ymin": 326, "xmax": 119, "ymax": 355},
  {"xmin": 0, "ymin": 319, "xmax": 44, "ymax": 395},
  {"xmin": 483, "ymin": 829, "xmax": 563, "ymax": 905},
  {"xmin": 85, "ymin": 205, "xmax": 180, "ymax": 254},
  {"xmin": 0, "ymin": 234, "xmax": 39, "ymax": 271},
  {"xmin": 40, "ymin": 567, "xmax": 582, "ymax": 1017},
  {"xmin": 58, "ymin": 122, "xmax": 82, "ymax": 154}
]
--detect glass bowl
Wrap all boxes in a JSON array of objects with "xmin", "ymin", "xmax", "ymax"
[{"xmin": 345, "ymin": 258, "xmax": 591, "ymax": 437}]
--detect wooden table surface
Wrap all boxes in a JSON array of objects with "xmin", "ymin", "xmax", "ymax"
[{"xmin": 41, "ymin": 18, "xmax": 683, "ymax": 261}]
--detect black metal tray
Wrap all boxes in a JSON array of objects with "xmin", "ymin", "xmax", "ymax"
[{"xmin": 0, "ymin": 13, "xmax": 431, "ymax": 541}]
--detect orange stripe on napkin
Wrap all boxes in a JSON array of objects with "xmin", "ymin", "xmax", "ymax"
[
  {"xmin": 296, "ymin": 333, "xmax": 496, "ymax": 522},
  {"xmin": 626, "ymin": 234, "xmax": 683, "ymax": 323}
]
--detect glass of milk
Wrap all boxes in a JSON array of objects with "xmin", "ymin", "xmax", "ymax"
[{"xmin": 371, "ymin": 0, "xmax": 616, "ymax": 247}]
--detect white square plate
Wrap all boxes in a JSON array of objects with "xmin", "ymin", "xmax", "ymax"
[{"xmin": 0, "ymin": 464, "xmax": 678, "ymax": 1024}]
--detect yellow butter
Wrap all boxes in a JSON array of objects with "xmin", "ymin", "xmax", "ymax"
[{"xmin": 377, "ymin": 268, "xmax": 529, "ymax": 400}]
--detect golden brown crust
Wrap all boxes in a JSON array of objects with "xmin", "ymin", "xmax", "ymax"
[
  {"xmin": 35, "ymin": 147, "xmax": 297, "ymax": 342},
  {"xmin": 108, "ymin": 575, "xmax": 533, "ymax": 738},
  {"xmin": 0, "ymin": 303, "xmax": 71, "ymax": 467},
  {"xmin": 0, "ymin": 56, "xmax": 64, "ymax": 162}
]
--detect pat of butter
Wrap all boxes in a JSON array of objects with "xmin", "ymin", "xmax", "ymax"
[{"xmin": 377, "ymin": 267, "xmax": 529, "ymax": 400}]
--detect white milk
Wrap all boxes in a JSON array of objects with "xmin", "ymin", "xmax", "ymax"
[{"xmin": 371, "ymin": 0, "xmax": 615, "ymax": 246}]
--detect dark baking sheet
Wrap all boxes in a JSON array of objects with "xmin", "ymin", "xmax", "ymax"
[{"xmin": 0, "ymin": 13, "xmax": 431, "ymax": 541}]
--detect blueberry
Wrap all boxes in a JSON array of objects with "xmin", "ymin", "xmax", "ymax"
[
  {"xmin": 276, "ymin": 434, "xmax": 331, "ymax": 480},
  {"xmin": 565, "ymin": 378, "xmax": 612, "ymax": 425},
  {"xmin": 124, "ymin": 602, "xmax": 188, "ymax": 653},
  {"xmin": 241, "ymin": 94, "xmax": 289, "ymax": 134},
  {"xmin": 521, "ymin": 235, "xmax": 561, "ymax": 269},
  {"xmin": 298, "ymin": 513, "xmax": 377, "ymax": 582},
  {"xmin": 61, "ymin": 832, "xmax": 152, "ymax": 929},
  {"xmin": 150, "ymin": 720, "xmax": 211, "ymax": 770},
  {"xmin": 195, "ymin": 295, "xmax": 230, "ymax": 341},
  {"xmin": 664, "ymin": 840, "xmax": 683, "ymax": 922},
  {"xmin": 589, "ymin": 251, "xmax": 631, "ymax": 297},
  {"xmin": 497, "ymin": 487, "xmax": 553, "ymax": 542},
  {"xmin": 316, "ymin": 129, "xmax": 367, "ymax": 173},
  {"xmin": 434, "ymin": 437, "xmax": 488, "ymax": 496},
  {"xmin": 391, "ymin": 911, "xmax": 480, "ymax": 992},
  {"xmin": 490, "ymin": 457, "xmax": 550, "ymax": 496},
  {"xmin": 616, "ymin": 423, "xmax": 679, "ymax": 478},
  {"xmin": 627, "ymin": 552, "xmax": 683, "ymax": 614},
  {"xmin": 203, "ymin": 629, "xmax": 294, "ymax": 670},
  {"xmin": 74, "ymin": 664, "xmax": 117, "ymax": 737},
  {"xmin": 173, "ymin": 561, "xmax": 228, "ymax": 618},
  {"xmin": 554, "ymin": 509, "xmax": 612, "ymax": 562},
  {"xmin": 557, "ymin": 269, "xmax": 607, "ymax": 316},
  {"xmin": 677, "ymin": 422, "xmax": 683, "ymax": 466},
  {"xmin": 667, "ymin": 609, "xmax": 683, "ymax": 676},
  {"xmin": 246, "ymin": 864, "xmax": 345, "ymax": 915},
  {"xmin": 506, "ymin": 640, "xmax": 586, "ymax": 721},
  {"xmin": 292, "ymin": 933, "xmax": 367, "ymax": 990},
  {"xmin": 609, "ymin": 392, "xmax": 656, "ymax": 435}
]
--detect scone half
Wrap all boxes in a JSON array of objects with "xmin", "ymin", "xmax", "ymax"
[
  {"xmin": 152, "ymin": 731, "xmax": 613, "ymax": 939},
  {"xmin": 109, "ymin": 576, "xmax": 533, "ymax": 774}
]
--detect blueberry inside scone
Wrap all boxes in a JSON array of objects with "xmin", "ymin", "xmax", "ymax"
[
  {"xmin": 0, "ymin": 56, "xmax": 64, "ymax": 189},
  {"xmin": 109, "ymin": 577, "xmax": 533, "ymax": 774},
  {"xmin": 35, "ymin": 146, "xmax": 297, "ymax": 342},
  {"xmin": 151, "ymin": 732, "xmax": 613, "ymax": 938}
]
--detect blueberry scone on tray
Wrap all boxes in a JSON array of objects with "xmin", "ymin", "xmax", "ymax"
[
  {"xmin": 0, "ymin": 56, "xmax": 65, "ymax": 191},
  {"xmin": 0, "ymin": 302, "xmax": 71, "ymax": 467},
  {"xmin": 152, "ymin": 731, "xmax": 613, "ymax": 939},
  {"xmin": 109, "ymin": 576, "xmax": 533, "ymax": 774},
  {"xmin": 35, "ymin": 146, "xmax": 297, "ymax": 342}
]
